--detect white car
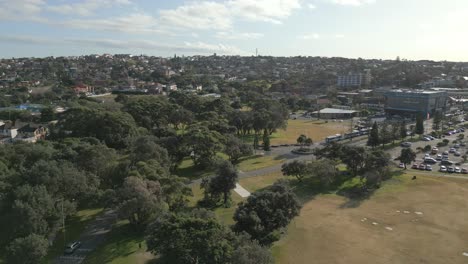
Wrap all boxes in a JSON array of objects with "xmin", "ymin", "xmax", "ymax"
[
  {"xmin": 455, "ymin": 167, "xmax": 462, "ymax": 173},
  {"xmin": 440, "ymin": 165, "xmax": 447, "ymax": 172},
  {"xmin": 449, "ymin": 148, "xmax": 456, "ymax": 153},
  {"xmin": 398, "ymin": 163, "xmax": 405, "ymax": 168}
]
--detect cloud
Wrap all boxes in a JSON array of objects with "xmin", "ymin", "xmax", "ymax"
[
  {"xmin": 228, "ymin": 0, "xmax": 301, "ymax": 24},
  {"xmin": 0, "ymin": 35, "xmax": 246, "ymax": 55},
  {"xmin": 0, "ymin": 0, "xmax": 47, "ymax": 22},
  {"xmin": 298, "ymin": 33, "xmax": 320, "ymax": 40},
  {"xmin": 308, "ymin": 3, "xmax": 317, "ymax": 9},
  {"xmin": 159, "ymin": 1, "xmax": 232, "ymax": 30},
  {"xmin": 158, "ymin": 0, "xmax": 301, "ymax": 31},
  {"xmin": 215, "ymin": 31, "xmax": 264, "ymax": 40},
  {"xmin": 328, "ymin": 0, "xmax": 375, "ymax": 6},
  {"xmin": 59, "ymin": 13, "xmax": 166, "ymax": 34},
  {"xmin": 47, "ymin": 0, "xmax": 132, "ymax": 16},
  {"xmin": 334, "ymin": 34, "xmax": 345, "ymax": 38}
]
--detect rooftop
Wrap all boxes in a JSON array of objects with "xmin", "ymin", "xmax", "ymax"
[{"xmin": 312, "ymin": 108, "xmax": 358, "ymax": 114}]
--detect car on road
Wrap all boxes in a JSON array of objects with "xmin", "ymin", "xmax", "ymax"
[
  {"xmin": 440, "ymin": 165, "xmax": 447, "ymax": 172},
  {"xmin": 425, "ymin": 165, "xmax": 433, "ymax": 171},
  {"xmin": 64, "ymin": 241, "xmax": 81, "ymax": 254},
  {"xmin": 447, "ymin": 167, "xmax": 455, "ymax": 173},
  {"xmin": 455, "ymin": 167, "xmax": 462, "ymax": 173},
  {"xmin": 400, "ymin": 142, "xmax": 412, "ymax": 147}
]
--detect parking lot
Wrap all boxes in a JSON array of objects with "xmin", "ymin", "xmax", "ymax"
[{"xmin": 390, "ymin": 132, "xmax": 468, "ymax": 175}]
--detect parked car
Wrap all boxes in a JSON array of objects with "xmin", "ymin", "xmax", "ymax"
[
  {"xmin": 462, "ymin": 168, "xmax": 468, "ymax": 174},
  {"xmin": 441, "ymin": 160, "xmax": 454, "ymax": 166},
  {"xmin": 454, "ymin": 144, "xmax": 460, "ymax": 149},
  {"xmin": 422, "ymin": 137, "xmax": 431, "ymax": 141},
  {"xmin": 411, "ymin": 164, "xmax": 419, "ymax": 169},
  {"xmin": 398, "ymin": 163, "xmax": 405, "ymax": 168},
  {"xmin": 400, "ymin": 142, "xmax": 412, "ymax": 147},
  {"xmin": 443, "ymin": 151, "xmax": 449, "ymax": 155},
  {"xmin": 447, "ymin": 167, "xmax": 455, "ymax": 173},
  {"xmin": 454, "ymin": 151, "xmax": 461, "ymax": 156},
  {"xmin": 64, "ymin": 241, "xmax": 81, "ymax": 254},
  {"xmin": 436, "ymin": 154, "xmax": 443, "ymax": 161},
  {"xmin": 425, "ymin": 165, "xmax": 433, "ymax": 171},
  {"xmin": 440, "ymin": 165, "xmax": 447, "ymax": 172},
  {"xmin": 424, "ymin": 158, "xmax": 437, "ymax": 164},
  {"xmin": 460, "ymin": 142, "xmax": 466, "ymax": 147},
  {"xmin": 419, "ymin": 164, "xmax": 426, "ymax": 170},
  {"xmin": 431, "ymin": 147, "xmax": 438, "ymax": 154},
  {"xmin": 449, "ymin": 148, "xmax": 456, "ymax": 153},
  {"xmin": 455, "ymin": 167, "xmax": 462, "ymax": 173},
  {"xmin": 424, "ymin": 153, "xmax": 430, "ymax": 158}
]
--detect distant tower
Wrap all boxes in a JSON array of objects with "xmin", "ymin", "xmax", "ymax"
[{"xmin": 256, "ymin": 48, "xmax": 258, "ymax": 57}]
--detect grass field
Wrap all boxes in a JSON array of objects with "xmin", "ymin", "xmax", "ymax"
[
  {"xmin": 44, "ymin": 208, "xmax": 103, "ymax": 263},
  {"xmin": 272, "ymin": 173, "xmax": 468, "ymax": 264},
  {"xmin": 240, "ymin": 119, "xmax": 352, "ymax": 145}
]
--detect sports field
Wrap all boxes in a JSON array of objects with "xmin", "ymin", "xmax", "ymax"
[{"xmin": 272, "ymin": 174, "xmax": 468, "ymax": 264}]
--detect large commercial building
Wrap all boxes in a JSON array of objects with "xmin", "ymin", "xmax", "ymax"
[
  {"xmin": 337, "ymin": 69, "xmax": 372, "ymax": 88},
  {"xmin": 384, "ymin": 90, "xmax": 447, "ymax": 117}
]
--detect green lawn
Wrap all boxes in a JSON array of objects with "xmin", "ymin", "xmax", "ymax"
[
  {"xmin": 237, "ymin": 154, "xmax": 285, "ymax": 172},
  {"xmin": 44, "ymin": 208, "xmax": 103, "ymax": 263},
  {"xmin": 84, "ymin": 221, "xmax": 154, "ymax": 264}
]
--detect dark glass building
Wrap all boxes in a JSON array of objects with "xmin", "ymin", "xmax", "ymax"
[{"xmin": 384, "ymin": 90, "xmax": 447, "ymax": 117}]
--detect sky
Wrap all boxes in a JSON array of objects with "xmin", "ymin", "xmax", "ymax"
[{"xmin": 0, "ymin": 0, "xmax": 467, "ymax": 61}]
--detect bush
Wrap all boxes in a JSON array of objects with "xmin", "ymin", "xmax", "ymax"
[{"xmin": 423, "ymin": 145, "xmax": 431, "ymax": 152}]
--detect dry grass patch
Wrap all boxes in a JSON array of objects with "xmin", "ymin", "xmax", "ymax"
[{"xmin": 273, "ymin": 174, "xmax": 468, "ymax": 264}]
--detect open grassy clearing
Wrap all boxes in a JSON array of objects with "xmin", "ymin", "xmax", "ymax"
[
  {"xmin": 240, "ymin": 119, "xmax": 352, "ymax": 145},
  {"xmin": 44, "ymin": 208, "xmax": 103, "ymax": 263},
  {"xmin": 272, "ymin": 173, "xmax": 468, "ymax": 264}
]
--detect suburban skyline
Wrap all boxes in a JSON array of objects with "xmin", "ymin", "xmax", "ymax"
[{"xmin": 1, "ymin": 0, "xmax": 467, "ymax": 61}]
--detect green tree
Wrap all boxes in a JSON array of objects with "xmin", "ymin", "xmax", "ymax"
[
  {"xmin": 6, "ymin": 234, "xmax": 49, "ymax": 264},
  {"xmin": 340, "ymin": 145, "xmax": 367, "ymax": 176},
  {"xmin": 367, "ymin": 122, "xmax": 379, "ymax": 147},
  {"xmin": 224, "ymin": 135, "xmax": 253, "ymax": 164},
  {"xmin": 433, "ymin": 112, "xmax": 442, "ymax": 131},
  {"xmin": 146, "ymin": 213, "xmax": 234, "ymax": 264},
  {"xmin": 114, "ymin": 177, "xmax": 165, "ymax": 229},
  {"xmin": 415, "ymin": 114, "xmax": 425, "ymax": 135},
  {"xmin": 40, "ymin": 107, "xmax": 55, "ymax": 122},
  {"xmin": 281, "ymin": 160, "xmax": 309, "ymax": 182},
  {"xmin": 185, "ymin": 125, "xmax": 223, "ymax": 168},
  {"xmin": 296, "ymin": 134, "xmax": 307, "ymax": 149},
  {"xmin": 204, "ymin": 160, "xmax": 239, "ymax": 207},
  {"xmin": 253, "ymin": 134, "xmax": 259, "ymax": 151},
  {"xmin": 399, "ymin": 148, "xmax": 416, "ymax": 169},
  {"xmin": 400, "ymin": 121, "xmax": 408, "ymax": 140},
  {"xmin": 233, "ymin": 180, "xmax": 301, "ymax": 245},
  {"xmin": 263, "ymin": 134, "xmax": 271, "ymax": 151},
  {"xmin": 307, "ymin": 159, "xmax": 338, "ymax": 187}
]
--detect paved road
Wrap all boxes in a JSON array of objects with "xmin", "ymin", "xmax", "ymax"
[{"xmin": 54, "ymin": 210, "xmax": 117, "ymax": 264}]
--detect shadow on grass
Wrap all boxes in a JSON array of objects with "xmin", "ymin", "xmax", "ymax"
[{"xmin": 84, "ymin": 223, "xmax": 148, "ymax": 264}]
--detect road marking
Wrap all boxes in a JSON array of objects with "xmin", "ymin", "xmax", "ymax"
[{"xmin": 234, "ymin": 183, "xmax": 251, "ymax": 198}]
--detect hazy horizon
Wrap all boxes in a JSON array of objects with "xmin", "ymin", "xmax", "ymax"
[{"xmin": 1, "ymin": 0, "xmax": 468, "ymax": 61}]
